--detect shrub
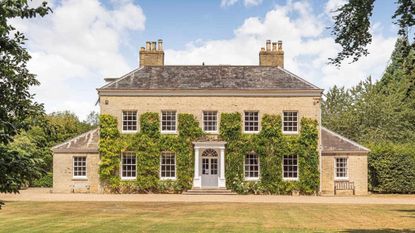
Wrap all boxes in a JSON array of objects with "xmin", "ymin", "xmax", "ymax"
[
  {"xmin": 368, "ymin": 143, "xmax": 415, "ymax": 193},
  {"xmin": 32, "ymin": 172, "xmax": 53, "ymax": 187}
]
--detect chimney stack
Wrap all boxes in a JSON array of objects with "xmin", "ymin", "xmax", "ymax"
[
  {"xmin": 139, "ymin": 39, "xmax": 165, "ymax": 67},
  {"xmin": 259, "ymin": 39, "xmax": 284, "ymax": 68}
]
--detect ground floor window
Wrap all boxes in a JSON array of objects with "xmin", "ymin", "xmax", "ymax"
[
  {"xmin": 245, "ymin": 152, "xmax": 259, "ymax": 179},
  {"xmin": 160, "ymin": 152, "xmax": 176, "ymax": 179},
  {"xmin": 73, "ymin": 156, "xmax": 87, "ymax": 178},
  {"xmin": 335, "ymin": 157, "xmax": 348, "ymax": 179},
  {"xmin": 283, "ymin": 155, "xmax": 298, "ymax": 180},
  {"xmin": 121, "ymin": 152, "xmax": 136, "ymax": 180}
]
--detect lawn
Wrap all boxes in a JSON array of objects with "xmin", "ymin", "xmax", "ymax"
[{"xmin": 0, "ymin": 202, "xmax": 414, "ymax": 233}]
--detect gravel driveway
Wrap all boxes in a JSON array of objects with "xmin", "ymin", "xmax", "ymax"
[{"xmin": 1, "ymin": 188, "xmax": 414, "ymax": 205}]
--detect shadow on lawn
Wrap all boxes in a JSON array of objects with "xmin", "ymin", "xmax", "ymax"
[
  {"xmin": 394, "ymin": 209, "xmax": 415, "ymax": 218},
  {"xmin": 342, "ymin": 230, "xmax": 415, "ymax": 233}
]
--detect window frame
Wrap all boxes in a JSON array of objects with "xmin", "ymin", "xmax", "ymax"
[
  {"xmin": 202, "ymin": 111, "xmax": 218, "ymax": 133},
  {"xmin": 160, "ymin": 110, "xmax": 177, "ymax": 134},
  {"xmin": 282, "ymin": 111, "xmax": 299, "ymax": 134},
  {"xmin": 282, "ymin": 155, "xmax": 299, "ymax": 181},
  {"xmin": 244, "ymin": 152, "xmax": 260, "ymax": 181},
  {"xmin": 122, "ymin": 110, "xmax": 138, "ymax": 133},
  {"xmin": 160, "ymin": 152, "xmax": 177, "ymax": 180},
  {"xmin": 243, "ymin": 111, "xmax": 260, "ymax": 133},
  {"xmin": 72, "ymin": 156, "xmax": 87, "ymax": 179},
  {"xmin": 334, "ymin": 157, "xmax": 349, "ymax": 180},
  {"xmin": 120, "ymin": 152, "xmax": 137, "ymax": 180}
]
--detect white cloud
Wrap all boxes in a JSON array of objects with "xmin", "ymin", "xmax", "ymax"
[
  {"xmin": 220, "ymin": 0, "xmax": 262, "ymax": 8},
  {"xmin": 325, "ymin": 0, "xmax": 346, "ymax": 18},
  {"xmin": 167, "ymin": 1, "xmax": 395, "ymax": 91},
  {"xmin": 11, "ymin": 0, "xmax": 146, "ymax": 120}
]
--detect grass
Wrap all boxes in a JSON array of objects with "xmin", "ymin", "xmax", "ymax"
[{"xmin": 0, "ymin": 202, "xmax": 414, "ymax": 233}]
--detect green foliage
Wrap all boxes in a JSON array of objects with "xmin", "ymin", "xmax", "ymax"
[
  {"xmin": 330, "ymin": 0, "xmax": 374, "ymax": 65},
  {"xmin": 221, "ymin": 113, "xmax": 319, "ymax": 195},
  {"xmin": 0, "ymin": 0, "xmax": 51, "ymax": 144},
  {"xmin": 323, "ymin": 37, "xmax": 415, "ymax": 193},
  {"xmin": 368, "ymin": 143, "xmax": 415, "ymax": 193},
  {"xmin": 32, "ymin": 172, "xmax": 53, "ymax": 187},
  {"xmin": 330, "ymin": 0, "xmax": 415, "ymax": 65},
  {"xmin": 99, "ymin": 113, "xmax": 204, "ymax": 193},
  {"xmin": 99, "ymin": 112, "xmax": 319, "ymax": 194},
  {"xmin": 0, "ymin": 145, "xmax": 43, "ymax": 193}
]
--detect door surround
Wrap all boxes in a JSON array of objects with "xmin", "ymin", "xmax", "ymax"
[{"xmin": 192, "ymin": 141, "xmax": 226, "ymax": 188}]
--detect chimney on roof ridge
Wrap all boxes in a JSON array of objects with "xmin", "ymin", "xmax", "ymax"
[
  {"xmin": 139, "ymin": 39, "xmax": 165, "ymax": 67},
  {"xmin": 259, "ymin": 39, "xmax": 284, "ymax": 68}
]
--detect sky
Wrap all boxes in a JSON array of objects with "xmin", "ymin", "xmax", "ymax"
[{"xmin": 12, "ymin": 0, "xmax": 398, "ymax": 120}]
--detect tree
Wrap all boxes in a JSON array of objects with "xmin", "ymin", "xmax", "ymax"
[
  {"xmin": 0, "ymin": 0, "xmax": 51, "ymax": 208},
  {"xmin": 330, "ymin": 0, "xmax": 415, "ymax": 66},
  {"xmin": 84, "ymin": 111, "xmax": 99, "ymax": 127}
]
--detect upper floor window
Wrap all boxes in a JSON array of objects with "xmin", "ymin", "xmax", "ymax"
[
  {"xmin": 335, "ymin": 157, "xmax": 348, "ymax": 179},
  {"xmin": 245, "ymin": 152, "xmax": 259, "ymax": 180},
  {"xmin": 160, "ymin": 152, "xmax": 176, "ymax": 179},
  {"xmin": 121, "ymin": 152, "xmax": 136, "ymax": 180},
  {"xmin": 73, "ymin": 156, "xmax": 87, "ymax": 179},
  {"xmin": 161, "ymin": 111, "xmax": 177, "ymax": 133},
  {"xmin": 122, "ymin": 111, "xmax": 137, "ymax": 132},
  {"xmin": 283, "ymin": 155, "xmax": 298, "ymax": 180},
  {"xmin": 203, "ymin": 111, "xmax": 218, "ymax": 132},
  {"xmin": 244, "ymin": 111, "xmax": 259, "ymax": 132},
  {"xmin": 283, "ymin": 111, "xmax": 298, "ymax": 133}
]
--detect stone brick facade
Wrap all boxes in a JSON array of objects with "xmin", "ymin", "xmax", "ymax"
[
  {"xmin": 321, "ymin": 154, "xmax": 368, "ymax": 195},
  {"xmin": 99, "ymin": 95, "xmax": 321, "ymax": 134},
  {"xmin": 53, "ymin": 152, "xmax": 101, "ymax": 193}
]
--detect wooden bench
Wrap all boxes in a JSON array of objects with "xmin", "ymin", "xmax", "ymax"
[
  {"xmin": 71, "ymin": 183, "xmax": 90, "ymax": 193},
  {"xmin": 334, "ymin": 181, "xmax": 355, "ymax": 195}
]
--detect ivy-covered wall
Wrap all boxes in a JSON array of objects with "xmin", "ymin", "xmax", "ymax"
[{"xmin": 98, "ymin": 112, "xmax": 319, "ymax": 194}]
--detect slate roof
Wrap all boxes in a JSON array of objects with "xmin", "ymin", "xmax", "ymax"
[
  {"xmin": 321, "ymin": 127, "xmax": 370, "ymax": 154},
  {"xmin": 53, "ymin": 127, "xmax": 369, "ymax": 155},
  {"xmin": 99, "ymin": 66, "xmax": 320, "ymax": 90},
  {"xmin": 52, "ymin": 128, "xmax": 99, "ymax": 153}
]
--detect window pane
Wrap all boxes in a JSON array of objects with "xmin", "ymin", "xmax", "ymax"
[
  {"xmin": 245, "ymin": 153, "xmax": 259, "ymax": 178},
  {"xmin": 161, "ymin": 111, "xmax": 176, "ymax": 131},
  {"xmin": 122, "ymin": 111, "xmax": 138, "ymax": 131},
  {"xmin": 283, "ymin": 111, "xmax": 298, "ymax": 132},
  {"xmin": 121, "ymin": 152, "xmax": 136, "ymax": 179},
  {"xmin": 73, "ymin": 157, "xmax": 87, "ymax": 177},
  {"xmin": 160, "ymin": 152, "xmax": 176, "ymax": 178},
  {"xmin": 203, "ymin": 111, "xmax": 218, "ymax": 132},
  {"xmin": 283, "ymin": 155, "xmax": 298, "ymax": 178},
  {"xmin": 244, "ymin": 111, "xmax": 259, "ymax": 132},
  {"xmin": 335, "ymin": 158, "xmax": 348, "ymax": 178}
]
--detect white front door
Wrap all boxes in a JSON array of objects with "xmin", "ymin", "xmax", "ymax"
[{"xmin": 201, "ymin": 149, "xmax": 219, "ymax": 187}]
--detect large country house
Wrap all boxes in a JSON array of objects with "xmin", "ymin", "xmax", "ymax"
[{"xmin": 52, "ymin": 40, "xmax": 369, "ymax": 195}]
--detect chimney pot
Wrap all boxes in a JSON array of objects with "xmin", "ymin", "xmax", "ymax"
[
  {"xmin": 266, "ymin": 40, "xmax": 271, "ymax": 51},
  {"xmin": 277, "ymin": 40, "xmax": 283, "ymax": 51},
  {"xmin": 139, "ymin": 40, "xmax": 165, "ymax": 67},
  {"xmin": 157, "ymin": 39, "xmax": 163, "ymax": 51},
  {"xmin": 272, "ymin": 42, "xmax": 277, "ymax": 51},
  {"xmin": 259, "ymin": 40, "xmax": 284, "ymax": 68}
]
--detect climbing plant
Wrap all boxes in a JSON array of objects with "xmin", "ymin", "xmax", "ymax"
[{"xmin": 99, "ymin": 112, "xmax": 319, "ymax": 194}]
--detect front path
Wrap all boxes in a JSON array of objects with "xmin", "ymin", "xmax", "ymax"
[{"xmin": 1, "ymin": 188, "xmax": 415, "ymax": 205}]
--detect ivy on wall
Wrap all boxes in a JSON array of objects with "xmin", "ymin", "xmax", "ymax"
[
  {"xmin": 99, "ymin": 112, "xmax": 319, "ymax": 194},
  {"xmin": 220, "ymin": 113, "xmax": 319, "ymax": 194},
  {"xmin": 99, "ymin": 113, "xmax": 204, "ymax": 193}
]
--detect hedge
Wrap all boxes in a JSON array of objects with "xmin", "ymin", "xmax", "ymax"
[{"xmin": 368, "ymin": 142, "xmax": 415, "ymax": 193}]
